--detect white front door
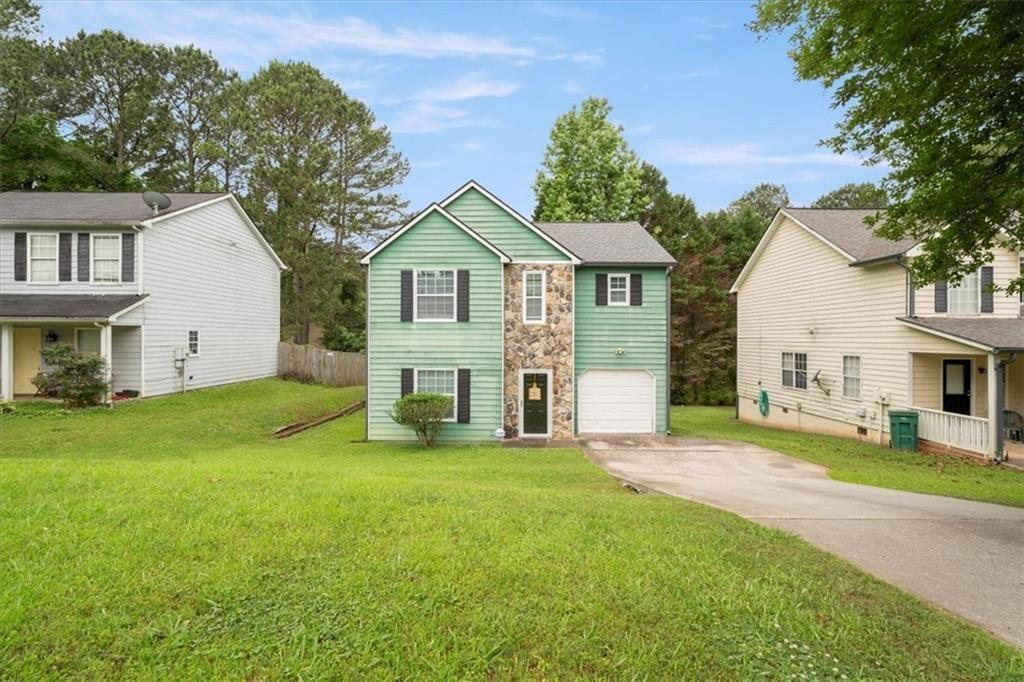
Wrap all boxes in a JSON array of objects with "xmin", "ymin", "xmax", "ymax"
[{"xmin": 578, "ymin": 369, "xmax": 655, "ymax": 434}]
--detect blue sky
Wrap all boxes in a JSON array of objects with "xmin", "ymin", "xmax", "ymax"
[{"xmin": 40, "ymin": 1, "xmax": 886, "ymax": 215}]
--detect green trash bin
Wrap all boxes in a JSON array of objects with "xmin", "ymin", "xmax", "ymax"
[{"xmin": 889, "ymin": 410, "xmax": 919, "ymax": 451}]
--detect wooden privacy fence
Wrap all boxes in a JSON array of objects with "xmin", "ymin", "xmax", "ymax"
[{"xmin": 278, "ymin": 343, "xmax": 366, "ymax": 387}]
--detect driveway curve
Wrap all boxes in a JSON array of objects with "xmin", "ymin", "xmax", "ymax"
[{"xmin": 582, "ymin": 435, "xmax": 1024, "ymax": 648}]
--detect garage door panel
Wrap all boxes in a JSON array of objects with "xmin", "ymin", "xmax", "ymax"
[{"xmin": 579, "ymin": 369, "xmax": 655, "ymax": 433}]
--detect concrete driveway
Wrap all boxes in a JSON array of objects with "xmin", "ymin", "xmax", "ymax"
[{"xmin": 582, "ymin": 435, "xmax": 1024, "ymax": 648}]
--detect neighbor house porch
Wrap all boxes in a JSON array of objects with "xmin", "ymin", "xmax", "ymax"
[
  {"xmin": 0, "ymin": 294, "xmax": 147, "ymax": 402},
  {"xmin": 902, "ymin": 317, "xmax": 1024, "ymax": 463}
]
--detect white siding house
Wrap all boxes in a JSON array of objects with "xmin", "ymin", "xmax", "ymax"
[
  {"xmin": 732, "ymin": 208, "xmax": 1023, "ymax": 462},
  {"xmin": 0, "ymin": 192, "xmax": 285, "ymax": 401}
]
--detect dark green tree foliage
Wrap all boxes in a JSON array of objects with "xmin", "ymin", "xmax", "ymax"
[
  {"xmin": 533, "ymin": 97, "xmax": 644, "ymax": 221},
  {"xmin": 728, "ymin": 182, "xmax": 789, "ymax": 224},
  {"xmin": 751, "ymin": 0, "xmax": 1024, "ymax": 292},
  {"xmin": 34, "ymin": 343, "xmax": 109, "ymax": 407},
  {"xmin": 237, "ymin": 61, "xmax": 407, "ymax": 343},
  {"xmin": 812, "ymin": 182, "xmax": 888, "ymax": 209}
]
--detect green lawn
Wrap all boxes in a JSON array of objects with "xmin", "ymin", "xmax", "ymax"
[
  {"xmin": 672, "ymin": 407, "xmax": 1024, "ymax": 508},
  {"xmin": 2, "ymin": 381, "xmax": 1021, "ymax": 678}
]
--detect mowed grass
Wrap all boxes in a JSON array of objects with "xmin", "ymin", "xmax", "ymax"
[
  {"xmin": 1, "ymin": 381, "xmax": 1021, "ymax": 679},
  {"xmin": 672, "ymin": 406, "xmax": 1024, "ymax": 508}
]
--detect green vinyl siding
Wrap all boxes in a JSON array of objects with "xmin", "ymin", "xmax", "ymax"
[
  {"xmin": 367, "ymin": 211, "xmax": 503, "ymax": 441},
  {"xmin": 445, "ymin": 187, "xmax": 569, "ymax": 261},
  {"xmin": 574, "ymin": 266, "xmax": 670, "ymax": 434}
]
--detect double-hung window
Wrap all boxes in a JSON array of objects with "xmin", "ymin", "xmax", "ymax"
[
  {"xmin": 28, "ymin": 233, "xmax": 58, "ymax": 283},
  {"xmin": 415, "ymin": 269, "xmax": 455, "ymax": 321},
  {"xmin": 91, "ymin": 234, "xmax": 122, "ymax": 283},
  {"xmin": 415, "ymin": 368, "xmax": 456, "ymax": 420},
  {"xmin": 187, "ymin": 330, "xmax": 200, "ymax": 356},
  {"xmin": 782, "ymin": 352, "xmax": 807, "ymax": 389},
  {"xmin": 608, "ymin": 273, "xmax": 629, "ymax": 305},
  {"xmin": 842, "ymin": 355, "xmax": 861, "ymax": 399},
  {"xmin": 523, "ymin": 271, "xmax": 545, "ymax": 323},
  {"xmin": 947, "ymin": 269, "xmax": 980, "ymax": 314}
]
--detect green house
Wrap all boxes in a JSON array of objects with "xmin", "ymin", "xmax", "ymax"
[{"xmin": 361, "ymin": 181, "xmax": 676, "ymax": 442}]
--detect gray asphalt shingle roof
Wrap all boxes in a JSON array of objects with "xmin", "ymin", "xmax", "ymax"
[
  {"xmin": 0, "ymin": 294, "xmax": 148, "ymax": 319},
  {"xmin": 898, "ymin": 316, "xmax": 1024, "ymax": 352},
  {"xmin": 0, "ymin": 192, "xmax": 227, "ymax": 225},
  {"xmin": 784, "ymin": 208, "xmax": 918, "ymax": 263},
  {"xmin": 535, "ymin": 222, "xmax": 677, "ymax": 266}
]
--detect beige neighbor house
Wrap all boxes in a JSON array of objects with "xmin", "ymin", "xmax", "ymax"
[{"xmin": 732, "ymin": 208, "xmax": 1023, "ymax": 463}]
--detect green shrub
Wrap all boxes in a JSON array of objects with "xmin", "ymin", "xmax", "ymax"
[
  {"xmin": 321, "ymin": 325, "xmax": 365, "ymax": 353},
  {"xmin": 388, "ymin": 393, "xmax": 453, "ymax": 446},
  {"xmin": 0, "ymin": 400, "xmax": 15, "ymax": 414},
  {"xmin": 34, "ymin": 343, "xmax": 109, "ymax": 408}
]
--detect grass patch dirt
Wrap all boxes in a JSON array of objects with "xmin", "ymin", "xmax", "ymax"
[{"xmin": 2, "ymin": 381, "xmax": 1021, "ymax": 678}]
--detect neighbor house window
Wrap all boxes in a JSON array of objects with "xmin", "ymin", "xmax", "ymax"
[
  {"xmin": 75, "ymin": 328, "xmax": 101, "ymax": 355},
  {"xmin": 523, "ymin": 271, "xmax": 545, "ymax": 323},
  {"xmin": 782, "ymin": 352, "xmax": 807, "ymax": 389},
  {"xmin": 608, "ymin": 273, "xmax": 629, "ymax": 305},
  {"xmin": 91, "ymin": 234, "xmax": 121, "ymax": 283},
  {"xmin": 28, "ymin": 233, "xmax": 58, "ymax": 283},
  {"xmin": 843, "ymin": 355, "xmax": 862, "ymax": 399},
  {"xmin": 948, "ymin": 269, "xmax": 980, "ymax": 315},
  {"xmin": 415, "ymin": 368, "xmax": 456, "ymax": 420},
  {"xmin": 415, "ymin": 269, "xmax": 455, "ymax": 321},
  {"xmin": 187, "ymin": 330, "xmax": 200, "ymax": 356}
]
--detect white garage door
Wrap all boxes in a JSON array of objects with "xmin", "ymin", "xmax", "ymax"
[{"xmin": 578, "ymin": 369, "xmax": 655, "ymax": 434}]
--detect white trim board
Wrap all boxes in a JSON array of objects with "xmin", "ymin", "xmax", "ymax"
[
  {"xmin": 360, "ymin": 203, "xmax": 511, "ymax": 265},
  {"xmin": 439, "ymin": 180, "xmax": 581, "ymax": 265}
]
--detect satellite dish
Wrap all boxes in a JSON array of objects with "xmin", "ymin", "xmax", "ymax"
[
  {"xmin": 142, "ymin": 191, "xmax": 172, "ymax": 216},
  {"xmin": 812, "ymin": 369, "xmax": 822, "ymax": 384}
]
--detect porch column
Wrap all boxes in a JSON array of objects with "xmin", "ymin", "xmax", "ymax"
[
  {"xmin": 1, "ymin": 324, "xmax": 12, "ymax": 401},
  {"xmin": 987, "ymin": 353, "xmax": 1000, "ymax": 460},
  {"xmin": 100, "ymin": 324, "xmax": 113, "ymax": 404}
]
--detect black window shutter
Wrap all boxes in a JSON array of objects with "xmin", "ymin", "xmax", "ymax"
[
  {"xmin": 400, "ymin": 368, "xmax": 414, "ymax": 396},
  {"xmin": 400, "ymin": 270, "xmax": 413, "ymax": 321},
  {"xmin": 59, "ymin": 233, "xmax": 72, "ymax": 281},
  {"xmin": 121, "ymin": 233, "xmax": 135, "ymax": 282},
  {"xmin": 980, "ymin": 266, "xmax": 994, "ymax": 313},
  {"xmin": 630, "ymin": 273, "xmax": 643, "ymax": 306},
  {"xmin": 457, "ymin": 368, "xmax": 471, "ymax": 423},
  {"xmin": 77, "ymin": 233, "xmax": 90, "ymax": 281},
  {"xmin": 457, "ymin": 269, "xmax": 470, "ymax": 321},
  {"xmin": 934, "ymin": 281, "xmax": 947, "ymax": 312},
  {"xmin": 595, "ymin": 273, "xmax": 607, "ymax": 306},
  {"xmin": 13, "ymin": 232, "xmax": 26, "ymax": 281}
]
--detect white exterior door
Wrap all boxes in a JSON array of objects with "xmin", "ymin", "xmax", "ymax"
[{"xmin": 578, "ymin": 369, "xmax": 655, "ymax": 434}]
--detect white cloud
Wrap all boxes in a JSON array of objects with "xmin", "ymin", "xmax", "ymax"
[
  {"xmin": 561, "ymin": 81, "xmax": 587, "ymax": 94},
  {"xmin": 409, "ymin": 73, "xmax": 520, "ymax": 103},
  {"xmin": 659, "ymin": 143, "xmax": 868, "ymax": 168},
  {"xmin": 463, "ymin": 141, "xmax": 483, "ymax": 152},
  {"xmin": 628, "ymin": 123, "xmax": 656, "ymax": 135},
  {"xmin": 389, "ymin": 102, "xmax": 480, "ymax": 134},
  {"xmin": 530, "ymin": 2, "xmax": 595, "ymax": 20}
]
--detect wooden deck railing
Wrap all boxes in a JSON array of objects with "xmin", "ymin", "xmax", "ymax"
[{"xmin": 912, "ymin": 406, "xmax": 989, "ymax": 455}]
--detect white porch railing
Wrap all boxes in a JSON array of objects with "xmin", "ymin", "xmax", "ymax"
[{"xmin": 912, "ymin": 406, "xmax": 990, "ymax": 455}]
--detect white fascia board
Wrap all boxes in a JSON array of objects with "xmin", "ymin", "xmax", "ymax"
[
  {"xmin": 439, "ymin": 180, "xmax": 581, "ymax": 264},
  {"xmin": 359, "ymin": 203, "xmax": 511, "ymax": 265}
]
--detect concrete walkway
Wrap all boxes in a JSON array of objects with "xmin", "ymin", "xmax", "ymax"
[{"xmin": 582, "ymin": 435, "xmax": 1024, "ymax": 648}]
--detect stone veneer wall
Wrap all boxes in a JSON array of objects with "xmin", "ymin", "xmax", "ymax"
[{"xmin": 503, "ymin": 263, "xmax": 574, "ymax": 439}]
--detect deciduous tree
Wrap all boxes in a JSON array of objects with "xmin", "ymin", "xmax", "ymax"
[
  {"xmin": 812, "ymin": 182, "xmax": 888, "ymax": 209},
  {"xmin": 751, "ymin": 0, "xmax": 1024, "ymax": 292}
]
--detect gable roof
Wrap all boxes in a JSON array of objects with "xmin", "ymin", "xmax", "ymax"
[
  {"xmin": 731, "ymin": 207, "xmax": 918, "ymax": 293},
  {"xmin": 0, "ymin": 191, "xmax": 228, "ymax": 225},
  {"xmin": 359, "ymin": 203, "xmax": 511, "ymax": 264},
  {"xmin": 440, "ymin": 180, "xmax": 581, "ymax": 264},
  {"xmin": 535, "ymin": 222, "xmax": 677, "ymax": 266},
  {"xmin": 783, "ymin": 208, "xmax": 919, "ymax": 263}
]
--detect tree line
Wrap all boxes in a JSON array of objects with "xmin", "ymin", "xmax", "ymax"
[
  {"xmin": 1, "ymin": 0, "xmax": 408, "ymax": 347},
  {"xmin": 532, "ymin": 97, "xmax": 888, "ymax": 404}
]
